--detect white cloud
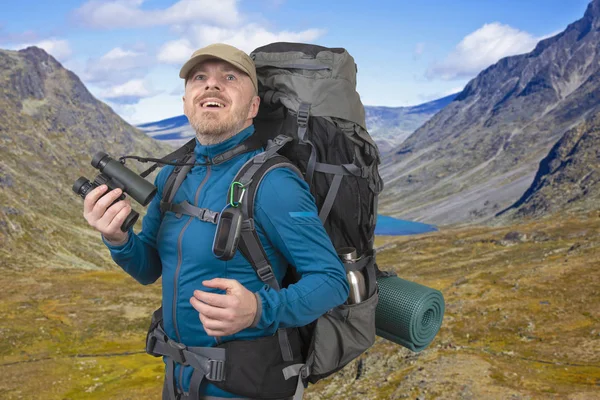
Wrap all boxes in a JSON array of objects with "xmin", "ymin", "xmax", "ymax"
[
  {"xmin": 99, "ymin": 79, "xmax": 160, "ymax": 104},
  {"xmin": 427, "ymin": 23, "xmax": 542, "ymax": 81},
  {"xmin": 157, "ymin": 39, "xmax": 195, "ymax": 64},
  {"xmin": 157, "ymin": 24, "xmax": 326, "ymax": 64},
  {"xmin": 74, "ymin": 0, "xmax": 241, "ymax": 29},
  {"xmin": 83, "ymin": 47, "xmax": 149, "ymax": 86},
  {"xmin": 7, "ymin": 38, "xmax": 72, "ymax": 62}
]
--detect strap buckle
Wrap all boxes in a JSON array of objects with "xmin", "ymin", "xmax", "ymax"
[
  {"xmin": 242, "ymin": 218, "xmax": 255, "ymax": 232},
  {"xmin": 300, "ymin": 364, "xmax": 310, "ymax": 380},
  {"xmin": 256, "ymin": 264, "xmax": 275, "ymax": 283},
  {"xmin": 207, "ymin": 359, "xmax": 226, "ymax": 381},
  {"xmin": 168, "ymin": 340, "xmax": 187, "ymax": 364},
  {"xmin": 361, "ymin": 166, "xmax": 370, "ymax": 178},
  {"xmin": 206, "ymin": 210, "xmax": 219, "ymax": 224},
  {"xmin": 145, "ymin": 331, "xmax": 158, "ymax": 356},
  {"xmin": 271, "ymin": 135, "xmax": 292, "ymax": 147},
  {"xmin": 297, "ymin": 103, "xmax": 310, "ymax": 127}
]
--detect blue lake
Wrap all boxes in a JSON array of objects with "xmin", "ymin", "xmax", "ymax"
[{"xmin": 375, "ymin": 214, "xmax": 438, "ymax": 236}]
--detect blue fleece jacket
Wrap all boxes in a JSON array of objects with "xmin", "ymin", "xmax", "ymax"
[{"xmin": 104, "ymin": 125, "xmax": 349, "ymax": 398}]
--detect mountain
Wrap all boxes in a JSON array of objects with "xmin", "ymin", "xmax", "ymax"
[
  {"xmin": 136, "ymin": 93, "xmax": 458, "ymax": 153},
  {"xmin": 0, "ymin": 47, "xmax": 171, "ymax": 270},
  {"xmin": 364, "ymin": 93, "xmax": 458, "ymax": 153},
  {"xmin": 499, "ymin": 110, "xmax": 600, "ymax": 219},
  {"xmin": 378, "ymin": 0, "xmax": 600, "ymax": 225}
]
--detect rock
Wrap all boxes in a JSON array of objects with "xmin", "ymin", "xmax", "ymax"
[
  {"xmin": 504, "ymin": 231, "xmax": 528, "ymax": 243},
  {"xmin": 453, "ymin": 277, "xmax": 469, "ymax": 286}
]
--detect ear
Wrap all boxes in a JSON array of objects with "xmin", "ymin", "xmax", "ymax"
[{"xmin": 248, "ymin": 95, "xmax": 260, "ymax": 119}]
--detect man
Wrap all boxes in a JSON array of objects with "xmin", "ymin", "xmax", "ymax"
[{"xmin": 82, "ymin": 43, "xmax": 350, "ymax": 399}]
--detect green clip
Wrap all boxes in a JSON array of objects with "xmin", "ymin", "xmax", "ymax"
[{"xmin": 229, "ymin": 182, "xmax": 246, "ymax": 207}]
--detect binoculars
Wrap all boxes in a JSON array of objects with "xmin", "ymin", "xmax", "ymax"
[{"xmin": 73, "ymin": 152, "xmax": 157, "ymax": 232}]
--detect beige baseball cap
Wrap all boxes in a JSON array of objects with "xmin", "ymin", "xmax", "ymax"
[{"xmin": 179, "ymin": 43, "xmax": 258, "ymax": 93}]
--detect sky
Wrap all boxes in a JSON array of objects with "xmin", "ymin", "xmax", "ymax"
[{"xmin": 0, "ymin": 0, "xmax": 592, "ymax": 125}]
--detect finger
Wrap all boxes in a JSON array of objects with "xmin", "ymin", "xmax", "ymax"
[
  {"xmin": 88, "ymin": 188, "xmax": 122, "ymax": 222},
  {"xmin": 193, "ymin": 290, "xmax": 233, "ymax": 308},
  {"xmin": 198, "ymin": 313, "xmax": 230, "ymax": 336},
  {"xmin": 100, "ymin": 199, "xmax": 128, "ymax": 223},
  {"xmin": 190, "ymin": 297, "xmax": 233, "ymax": 321},
  {"xmin": 202, "ymin": 278, "xmax": 239, "ymax": 291},
  {"xmin": 93, "ymin": 188, "xmax": 124, "ymax": 216},
  {"xmin": 105, "ymin": 202, "xmax": 132, "ymax": 233},
  {"xmin": 198, "ymin": 313, "xmax": 228, "ymax": 331},
  {"xmin": 83, "ymin": 185, "xmax": 108, "ymax": 215}
]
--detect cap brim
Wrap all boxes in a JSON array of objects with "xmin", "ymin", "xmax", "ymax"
[{"xmin": 179, "ymin": 53, "xmax": 248, "ymax": 80}]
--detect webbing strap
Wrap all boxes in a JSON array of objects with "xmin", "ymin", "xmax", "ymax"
[
  {"xmin": 282, "ymin": 363, "xmax": 304, "ymax": 380},
  {"xmin": 305, "ymin": 144, "xmax": 317, "ymax": 188},
  {"xmin": 163, "ymin": 153, "xmax": 196, "ymax": 207},
  {"xmin": 161, "ymin": 201, "xmax": 219, "ymax": 224},
  {"xmin": 296, "ymin": 103, "xmax": 310, "ymax": 142},
  {"xmin": 278, "ymin": 328, "xmax": 293, "ymax": 362},
  {"xmin": 343, "ymin": 255, "xmax": 372, "ymax": 272},
  {"xmin": 239, "ymin": 230, "xmax": 280, "ymax": 290},
  {"xmin": 252, "ymin": 135, "xmax": 293, "ymax": 164},
  {"xmin": 166, "ymin": 358, "xmax": 178, "ymax": 400},
  {"xmin": 140, "ymin": 138, "xmax": 196, "ymax": 178},
  {"xmin": 314, "ymin": 162, "xmax": 366, "ymax": 177},
  {"xmin": 296, "ymin": 102, "xmax": 316, "ymax": 187},
  {"xmin": 318, "ymin": 173, "xmax": 343, "ymax": 224},
  {"xmin": 210, "ymin": 135, "xmax": 263, "ymax": 165}
]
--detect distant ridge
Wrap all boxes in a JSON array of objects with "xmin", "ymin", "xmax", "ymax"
[{"xmin": 137, "ymin": 94, "xmax": 459, "ymax": 152}]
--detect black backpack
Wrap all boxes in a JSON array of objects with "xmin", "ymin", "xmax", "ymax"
[{"xmin": 144, "ymin": 42, "xmax": 384, "ymax": 399}]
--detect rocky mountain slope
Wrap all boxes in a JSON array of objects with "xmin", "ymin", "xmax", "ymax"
[
  {"xmin": 0, "ymin": 47, "xmax": 171, "ymax": 271},
  {"xmin": 379, "ymin": 0, "xmax": 600, "ymax": 225},
  {"xmin": 500, "ymin": 110, "xmax": 600, "ymax": 219},
  {"xmin": 137, "ymin": 94, "xmax": 458, "ymax": 153}
]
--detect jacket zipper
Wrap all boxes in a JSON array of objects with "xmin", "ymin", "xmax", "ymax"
[{"xmin": 173, "ymin": 162, "xmax": 212, "ymax": 392}]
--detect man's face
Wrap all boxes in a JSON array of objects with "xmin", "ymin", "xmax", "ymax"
[{"xmin": 183, "ymin": 59, "xmax": 259, "ymax": 145}]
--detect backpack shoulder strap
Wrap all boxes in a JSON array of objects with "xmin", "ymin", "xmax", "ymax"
[
  {"xmin": 227, "ymin": 135, "xmax": 302, "ymax": 364},
  {"xmin": 227, "ymin": 135, "xmax": 302, "ymax": 289}
]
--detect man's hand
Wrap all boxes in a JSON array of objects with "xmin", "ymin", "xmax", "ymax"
[
  {"xmin": 83, "ymin": 184, "xmax": 131, "ymax": 244},
  {"xmin": 190, "ymin": 278, "xmax": 258, "ymax": 337}
]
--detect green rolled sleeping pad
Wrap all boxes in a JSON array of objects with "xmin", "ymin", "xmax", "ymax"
[{"xmin": 375, "ymin": 276, "xmax": 445, "ymax": 352}]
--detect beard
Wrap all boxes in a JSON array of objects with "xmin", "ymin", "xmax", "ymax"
[{"xmin": 187, "ymin": 97, "xmax": 252, "ymax": 146}]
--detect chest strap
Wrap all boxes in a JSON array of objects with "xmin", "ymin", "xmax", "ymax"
[{"xmin": 161, "ymin": 200, "xmax": 220, "ymax": 224}]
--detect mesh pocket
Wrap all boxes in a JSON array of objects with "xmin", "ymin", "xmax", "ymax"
[{"xmin": 306, "ymin": 289, "xmax": 378, "ymax": 383}]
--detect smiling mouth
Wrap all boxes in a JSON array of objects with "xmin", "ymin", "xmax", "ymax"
[{"xmin": 200, "ymin": 100, "xmax": 227, "ymax": 109}]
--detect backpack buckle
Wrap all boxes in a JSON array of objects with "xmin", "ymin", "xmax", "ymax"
[
  {"xmin": 145, "ymin": 331, "xmax": 158, "ymax": 356},
  {"xmin": 168, "ymin": 340, "xmax": 187, "ymax": 364},
  {"xmin": 300, "ymin": 364, "xmax": 310, "ymax": 380},
  {"xmin": 207, "ymin": 359, "xmax": 226, "ymax": 381},
  {"xmin": 297, "ymin": 103, "xmax": 310, "ymax": 127},
  {"xmin": 272, "ymin": 135, "xmax": 292, "ymax": 147},
  {"xmin": 256, "ymin": 265, "xmax": 275, "ymax": 283}
]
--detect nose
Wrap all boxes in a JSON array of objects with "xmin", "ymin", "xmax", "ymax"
[{"xmin": 204, "ymin": 75, "xmax": 221, "ymax": 91}]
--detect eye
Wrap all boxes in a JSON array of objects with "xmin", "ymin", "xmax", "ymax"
[
  {"xmin": 225, "ymin": 74, "xmax": 236, "ymax": 81},
  {"xmin": 194, "ymin": 74, "xmax": 206, "ymax": 80}
]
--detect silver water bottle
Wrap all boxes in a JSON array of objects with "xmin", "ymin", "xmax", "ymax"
[{"xmin": 338, "ymin": 247, "xmax": 367, "ymax": 304}]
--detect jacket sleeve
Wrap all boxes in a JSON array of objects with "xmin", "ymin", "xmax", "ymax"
[
  {"xmin": 252, "ymin": 167, "xmax": 350, "ymax": 330},
  {"xmin": 102, "ymin": 166, "xmax": 172, "ymax": 285}
]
